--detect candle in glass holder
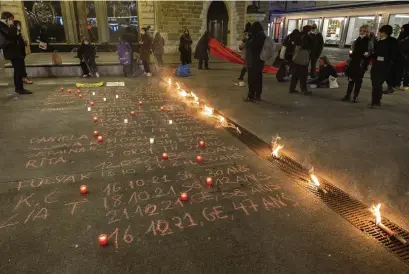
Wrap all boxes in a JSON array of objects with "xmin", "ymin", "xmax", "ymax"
[
  {"xmin": 79, "ymin": 94, "xmax": 83, "ymax": 98},
  {"xmin": 60, "ymin": 87, "xmax": 64, "ymax": 92},
  {"xmin": 130, "ymin": 111, "xmax": 135, "ymax": 116},
  {"xmin": 77, "ymin": 89, "xmax": 81, "ymax": 94},
  {"xmin": 162, "ymin": 153, "xmax": 168, "ymax": 160},
  {"xmin": 150, "ymin": 138, "xmax": 154, "ymax": 144},
  {"xmin": 93, "ymin": 117, "xmax": 98, "ymax": 123},
  {"xmin": 180, "ymin": 192, "xmax": 188, "ymax": 201},
  {"xmin": 90, "ymin": 101, "xmax": 95, "ymax": 107},
  {"xmin": 199, "ymin": 140, "xmax": 205, "ymax": 147},
  {"xmin": 196, "ymin": 155, "xmax": 203, "ymax": 162},
  {"xmin": 80, "ymin": 185, "xmax": 87, "ymax": 194},
  {"xmin": 124, "ymin": 118, "xmax": 128, "ymax": 124},
  {"xmin": 169, "ymin": 120, "xmax": 173, "ymax": 125},
  {"xmin": 98, "ymin": 234, "xmax": 108, "ymax": 246},
  {"xmin": 116, "ymin": 95, "xmax": 119, "ymax": 99},
  {"xmin": 93, "ymin": 130, "xmax": 99, "ymax": 137},
  {"xmin": 160, "ymin": 106, "xmax": 164, "ymax": 111},
  {"xmin": 87, "ymin": 107, "xmax": 91, "ymax": 112},
  {"xmin": 97, "ymin": 136, "xmax": 103, "ymax": 142},
  {"xmin": 103, "ymin": 98, "xmax": 106, "ymax": 101},
  {"xmin": 138, "ymin": 100, "xmax": 142, "ymax": 105},
  {"xmin": 92, "ymin": 92, "xmax": 95, "ymax": 96},
  {"xmin": 206, "ymin": 177, "xmax": 213, "ymax": 186}
]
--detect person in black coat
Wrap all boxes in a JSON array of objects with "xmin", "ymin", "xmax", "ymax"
[
  {"xmin": 289, "ymin": 25, "xmax": 313, "ymax": 95},
  {"xmin": 384, "ymin": 35, "xmax": 400, "ymax": 93},
  {"xmin": 307, "ymin": 56, "xmax": 337, "ymax": 87},
  {"xmin": 77, "ymin": 37, "xmax": 99, "ymax": 77},
  {"xmin": 194, "ymin": 31, "xmax": 211, "ymax": 70},
  {"xmin": 309, "ymin": 23, "xmax": 324, "ymax": 78},
  {"xmin": 342, "ymin": 25, "xmax": 370, "ymax": 103},
  {"xmin": 179, "ymin": 28, "xmax": 192, "ymax": 65},
  {"xmin": 398, "ymin": 24, "xmax": 409, "ymax": 89},
  {"xmin": 370, "ymin": 25, "xmax": 394, "ymax": 108},
  {"xmin": 276, "ymin": 29, "xmax": 300, "ymax": 82},
  {"xmin": 0, "ymin": 12, "xmax": 31, "ymax": 94},
  {"xmin": 14, "ymin": 20, "xmax": 33, "ymax": 84},
  {"xmin": 244, "ymin": 21, "xmax": 266, "ymax": 102}
]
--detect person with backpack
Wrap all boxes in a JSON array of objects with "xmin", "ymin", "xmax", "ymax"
[
  {"xmin": 276, "ymin": 29, "xmax": 300, "ymax": 82},
  {"xmin": 179, "ymin": 28, "xmax": 192, "ymax": 65},
  {"xmin": 341, "ymin": 25, "xmax": 370, "ymax": 103},
  {"xmin": 289, "ymin": 25, "xmax": 313, "ymax": 95},
  {"xmin": 152, "ymin": 32, "xmax": 165, "ymax": 67},
  {"xmin": 194, "ymin": 31, "xmax": 211, "ymax": 70},
  {"xmin": 77, "ymin": 37, "xmax": 99, "ymax": 78},
  {"xmin": 139, "ymin": 27, "xmax": 153, "ymax": 76},
  {"xmin": 237, "ymin": 22, "xmax": 252, "ymax": 85},
  {"xmin": 244, "ymin": 21, "xmax": 266, "ymax": 102},
  {"xmin": 0, "ymin": 11, "xmax": 31, "ymax": 94},
  {"xmin": 309, "ymin": 23, "xmax": 324, "ymax": 78}
]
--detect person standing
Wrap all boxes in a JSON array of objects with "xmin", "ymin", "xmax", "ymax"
[
  {"xmin": 342, "ymin": 25, "xmax": 370, "ymax": 103},
  {"xmin": 289, "ymin": 25, "xmax": 312, "ymax": 95},
  {"xmin": 276, "ymin": 29, "xmax": 300, "ymax": 82},
  {"xmin": 370, "ymin": 25, "xmax": 394, "ymax": 108},
  {"xmin": 179, "ymin": 28, "xmax": 192, "ymax": 65},
  {"xmin": 139, "ymin": 27, "xmax": 153, "ymax": 76},
  {"xmin": 384, "ymin": 32, "xmax": 399, "ymax": 94},
  {"xmin": 194, "ymin": 31, "xmax": 211, "ymax": 70},
  {"xmin": 0, "ymin": 12, "xmax": 31, "ymax": 94},
  {"xmin": 244, "ymin": 21, "xmax": 266, "ymax": 102},
  {"xmin": 398, "ymin": 24, "xmax": 409, "ymax": 90},
  {"xmin": 152, "ymin": 32, "xmax": 165, "ymax": 67},
  {"xmin": 14, "ymin": 20, "xmax": 33, "ymax": 84},
  {"xmin": 122, "ymin": 26, "xmax": 137, "ymax": 71},
  {"xmin": 309, "ymin": 23, "xmax": 324, "ymax": 78},
  {"xmin": 237, "ymin": 22, "xmax": 252, "ymax": 83}
]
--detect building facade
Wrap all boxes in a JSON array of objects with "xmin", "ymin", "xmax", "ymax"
[
  {"xmin": 0, "ymin": 1, "xmax": 270, "ymax": 53},
  {"xmin": 269, "ymin": 1, "xmax": 409, "ymax": 47}
]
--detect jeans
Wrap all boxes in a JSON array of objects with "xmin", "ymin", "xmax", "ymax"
[{"xmin": 11, "ymin": 57, "xmax": 24, "ymax": 91}]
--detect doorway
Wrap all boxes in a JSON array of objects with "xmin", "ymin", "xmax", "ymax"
[{"xmin": 207, "ymin": 1, "xmax": 229, "ymax": 45}]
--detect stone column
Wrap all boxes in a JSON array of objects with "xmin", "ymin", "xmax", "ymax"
[
  {"xmin": 138, "ymin": 0, "xmax": 155, "ymax": 30},
  {"xmin": 94, "ymin": 1, "xmax": 109, "ymax": 43},
  {"xmin": 61, "ymin": 0, "xmax": 79, "ymax": 43},
  {"xmin": 75, "ymin": 1, "xmax": 89, "ymax": 41}
]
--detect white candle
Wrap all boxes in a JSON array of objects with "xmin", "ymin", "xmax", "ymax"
[
  {"xmin": 103, "ymin": 98, "xmax": 106, "ymax": 101},
  {"xmin": 149, "ymin": 138, "xmax": 154, "ymax": 144},
  {"xmin": 124, "ymin": 119, "xmax": 128, "ymax": 124},
  {"xmin": 87, "ymin": 107, "xmax": 91, "ymax": 111},
  {"xmin": 92, "ymin": 92, "xmax": 95, "ymax": 96},
  {"xmin": 169, "ymin": 120, "xmax": 173, "ymax": 125},
  {"xmin": 116, "ymin": 95, "xmax": 119, "ymax": 99}
]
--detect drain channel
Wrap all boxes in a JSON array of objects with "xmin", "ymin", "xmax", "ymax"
[{"xmin": 219, "ymin": 113, "xmax": 409, "ymax": 266}]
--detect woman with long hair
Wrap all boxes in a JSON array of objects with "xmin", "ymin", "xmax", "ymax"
[
  {"xmin": 194, "ymin": 30, "xmax": 211, "ymax": 70},
  {"xmin": 306, "ymin": 56, "xmax": 337, "ymax": 88},
  {"xmin": 179, "ymin": 28, "xmax": 192, "ymax": 65},
  {"xmin": 342, "ymin": 25, "xmax": 370, "ymax": 103},
  {"xmin": 152, "ymin": 32, "xmax": 165, "ymax": 67},
  {"xmin": 237, "ymin": 22, "xmax": 252, "ymax": 84}
]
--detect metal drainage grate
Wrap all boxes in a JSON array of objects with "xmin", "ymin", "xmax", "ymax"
[{"xmin": 219, "ymin": 112, "xmax": 409, "ymax": 266}]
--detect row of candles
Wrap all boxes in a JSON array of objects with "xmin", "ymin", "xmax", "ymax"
[{"xmin": 164, "ymin": 77, "xmax": 407, "ymax": 245}]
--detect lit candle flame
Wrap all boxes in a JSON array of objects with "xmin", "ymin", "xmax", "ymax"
[
  {"xmin": 179, "ymin": 89, "xmax": 188, "ymax": 97},
  {"xmin": 371, "ymin": 203, "xmax": 382, "ymax": 225},
  {"xmin": 168, "ymin": 78, "xmax": 172, "ymax": 85},
  {"xmin": 218, "ymin": 115, "xmax": 225, "ymax": 124},
  {"xmin": 203, "ymin": 105, "xmax": 214, "ymax": 116},
  {"xmin": 310, "ymin": 174, "xmax": 320, "ymax": 187},
  {"xmin": 272, "ymin": 145, "xmax": 284, "ymax": 158}
]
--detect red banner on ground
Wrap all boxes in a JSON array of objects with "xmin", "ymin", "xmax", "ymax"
[{"xmin": 208, "ymin": 37, "xmax": 347, "ymax": 74}]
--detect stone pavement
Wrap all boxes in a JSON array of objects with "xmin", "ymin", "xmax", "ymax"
[
  {"xmin": 179, "ymin": 60, "xmax": 409, "ymax": 232},
  {"xmin": 0, "ymin": 75, "xmax": 408, "ymax": 273}
]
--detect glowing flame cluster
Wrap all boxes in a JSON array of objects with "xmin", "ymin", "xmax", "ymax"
[
  {"xmin": 371, "ymin": 203, "xmax": 382, "ymax": 225},
  {"xmin": 310, "ymin": 174, "xmax": 320, "ymax": 186},
  {"xmin": 271, "ymin": 135, "xmax": 283, "ymax": 158},
  {"xmin": 178, "ymin": 89, "xmax": 188, "ymax": 97},
  {"xmin": 203, "ymin": 105, "xmax": 214, "ymax": 116}
]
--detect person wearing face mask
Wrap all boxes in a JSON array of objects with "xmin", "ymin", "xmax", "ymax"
[
  {"xmin": 14, "ymin": 20, "xmax": 33, "ymax": 84},
  {"xmin": 369, "ymin": 25, "xmax": 394, "ymax": 108},
  {"xmin": 398, "ymin": 24, "xmax": 409, "ymax": 90},
  {"xmin": 309, "ymin": 23, "xmax": 324, "ymax": 78},
  {"xmin": 0, "ymin": 12, "xmax": 31, "ymax": 94},
  {"xmin": 179, "ymin": 28, "xmax": 192, "ymax": 65},
  {"xmin": 77, "ymin": 37, "xmax": 99, "ymax": 78},
  {"xmin": 342, "ymin": 25, "xmax": 370, "ymax": 103}
]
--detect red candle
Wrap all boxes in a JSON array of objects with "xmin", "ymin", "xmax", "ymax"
[
  {"xmin": 138, "ymin": 100, "xmax": 142, "ymax": 105},
  {"xmin": 199, "ymin": 140, "xmax": 205, "ymax": 147},
  {"xmin": 180, "ymin": 192, "xmax": 188, "ymax": 201},
  {"xmin": 80, "ymin": 185, "xmax": 87, "ymax": 194},
  {"xmin": 196, "ymin": 155, "xmax": 203, "ymax": 162},
  {"xmin": 60, "ymin": 87, "xmax": 64, "ymax": 92},
  {"xmin": 98, "ymin": 234, "xmax": 108, "ymax": 246},
  {"xmin": 79, "ymin": 94, "xmax": 83, "ymax": 98},
  {"xmin": 162, "ymin": 153, "xmax": 168, "ymax": 160},
  {"xmin": 93, "ymin": 117, "xmax": 98, "ymax": 123},
  {"xmin": 206, "ymin": 177, "xmax": 213, "ymax": 186},
  {"xmin": 77, "ymin": 89, "xmax": 81, "ymax": 94},
  {"xmin": 68, "ymin": 89, "xmax": 72, "ymax": 94},
  {"xmin": 130, "ymin": 111, "xmax": 135, "ymax": 116},
  {"xmin": 97, "ymin": 136, "xmax": 103, "ymax": 142},
  {"xmin": 160, "ymin": 106, "xmax": 164, "ymax": 111},
  {"xmin": 90, "ymin": 101, "xmax": 95, "ymax": 107},
  {"xmin": 93, "ymin": 130, "xmax": 99, "ymax": 137}
]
